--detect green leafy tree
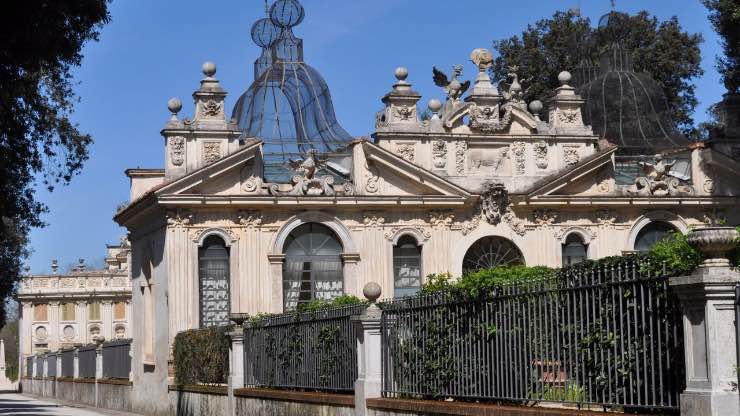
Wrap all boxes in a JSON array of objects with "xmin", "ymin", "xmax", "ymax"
[
  {"xmin": 704, "ymin": 0, "xmax": 740, "ymax": 93},
  {"xmin": 492, "ymin": 10, "xmax": 703, "ymax": 137},
  {"xmin": 0, "ymin": 1, "xmax": 111, "ymax": 327}
]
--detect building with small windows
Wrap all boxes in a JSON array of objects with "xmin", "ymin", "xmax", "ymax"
[
  {"xmin": 111, "ymin": 2, "xmax": 740, "ymax": 414},
  {"xmin": 17, "ymin": 241, "xmax": 132, "ymax": 359}
]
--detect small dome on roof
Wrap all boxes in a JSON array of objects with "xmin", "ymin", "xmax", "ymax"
[
  {"xmin": 251, "ymin": 17, "xmax": 280, "ymax": 48},
  {"xmin": 270, "ymin": 0, "xmax": 305, "ymax": 28},
  {"xmin": 577, "ymin": 43, "xmax": 689, "ymax": 155}
]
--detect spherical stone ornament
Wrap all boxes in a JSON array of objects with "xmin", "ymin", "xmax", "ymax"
[
  {"xmin": 270, "ymin": 0, "xmax": 305, "ymax": 29},
  {"xmin": 362, "ymin": 282, "xmax": 382, "ymax": 303},
  {"xmin": 394, "ymin": 67, "xmax": 408, "ymax": 81},
  {"xmin": 251, "ymin": 17, "xmax": 280, "ymax": 48},
  {"xmin": 529, "ymin": 100, "xmax": 543, "ymax": 114},
  {"xmin": 558, "ymin": 71, "xmax": 572, "ymax": 85},
  {"xmin": 202, "ymin": 61, "xmax": 217, "ymax": 77},
  {"xmin": 167, "ymin": 97, "xmax": 182, "ymax": 114},
  {"xmin": 428, "ymin": 98, "xmax": 442, "ymax": 113}
]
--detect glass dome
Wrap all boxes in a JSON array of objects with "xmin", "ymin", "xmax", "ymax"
[{"xmin": 233, "ymin": 0, "xmax": 353, "ymax": 182}]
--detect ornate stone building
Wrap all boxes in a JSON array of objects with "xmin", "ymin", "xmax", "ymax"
[
  {"xmin": 113, "ymin": 1, "xmax": 740, "ymax": 413},
  {"xmin": 17, "ymin": 242, "xmax": 132, "ymax": 358}
]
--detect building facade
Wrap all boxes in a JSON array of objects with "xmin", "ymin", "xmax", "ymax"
[
  {"xmin": 17, "ymin": 242, "xmax": 132, "ymax": 359},
  {"xmin": 112, "ymin": 2, "xmax": 740, "ymax": 414}
]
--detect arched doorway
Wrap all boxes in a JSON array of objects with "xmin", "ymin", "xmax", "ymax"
[
  {"xmin": 283, "ymin": 223, "xmax": 343, "ymax": 310},
  {"xmin": 634, "ymin": 221, "xmax": 678, "ymax": 252},
  {"xmin": 198, "ymin": 235, "xmax": 231, "ymax": 327},
  {"xmin": 462, "ymin": 236, "xmax": 524, "ymax": 274}
]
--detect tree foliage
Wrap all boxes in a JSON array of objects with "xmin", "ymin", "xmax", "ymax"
[
  {"xmin": 704, "ymin": 0, "xmax": 740, "ymax": 93},
  {"xmin": 0, "ymin": 1, "xmax": 111, "ymax": 326},
  {"xmin": 491, "ymin": 10, "xmax": 703, "ymax": 137}
]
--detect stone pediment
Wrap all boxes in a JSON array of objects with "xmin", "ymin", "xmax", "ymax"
[
  {"xmin": 358, "ymin": 141, "xmax": 472, "ymax": 198},
  {"xmin": 524, "ymin": 146, "xmax": 617, "ymax": 198},
  {"xmin": 154, "ymin": 139, "xmax": 263, "ymax": 196},
  {"xmin": 700, "ymin": 147, "xmax": 740, "ymax": 196}
]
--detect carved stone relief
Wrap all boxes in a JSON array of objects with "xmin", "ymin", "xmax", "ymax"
[
  {"xmin": 384, "ymin": 226, "xmax": 431, "ymax": 242},
  {"xmin": 393, "ymin": 105, "xmax": 415, "ymax": 121},
  {"xmin": 200, "ymin": 99, "xmax": 222, "ymax": 118},
  {"xmin": 455, "ymin": 141, "xmax": 467, "ymax": 174},
  {"xmin": 396, "ymin": 143, "xmax": 415, "ymax": 163},
  {"xmin": 594, "ymin": 209, "xmax": 617, "ymax": 227},
  {"xmin": 242, "ymin": 175, "xmax": 262, "ymax": 193},
  {"xmin": 428, "ymin": 210, "xmax": 454, "ymax": 227},
  {"xmin": 363, "ymin": 211, "xmax": 386, "ymax": 227},
  {"xmin": 237, "ymin": 210, "xmax": 263, "ymax": 227},
  {"xmin": 511, "ymin": 142, "xmax": 526, "ymax": 175},
  {"xmin": 557, "ymin": 109, "xmax": 582, "ymax": 124},
  {"xmin": 203, "ymin": 142, "xmax": 222, "ymax": 164},
  {"xmin": 628, "ymin": 154, "xmax": 694, "ymax": 196},
  {"xmin": 534, "ymin": 141, "xmax": 548, "ymax": 170},
  {"xmin": 468, "ymin": 147, "xmax": 508, "ymax": 173},
  {"xmin": 166, "ymin": 209, "xmax": 193, "ymax": 227},
  {"xmin": 432, "ymin": 140, "xmax": 447, "ymax": 169},
  {"xmin": 480, "ymin": 182, "xmax": 508, "ymax": 225},
  {"xmin": 532, "ymin": 209, "xmax": 559, "ymax": 226},
  {"xmin": 168, "ymin": 136, "xmax": 185, "ymax": 166},
  {"xmin": 365, "ymin": 163, "xmax": 381, "ymax": 194},
  {"xmin": 563, "ymin": 146, "xmax": 580, "ymax": 167}
]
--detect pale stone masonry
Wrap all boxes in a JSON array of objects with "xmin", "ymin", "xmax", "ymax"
[{"xmin": 17, "ymin": 242, "xmax": 132, "ymax": 362}]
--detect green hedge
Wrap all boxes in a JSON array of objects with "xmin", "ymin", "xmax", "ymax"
[
  {"xmin": 422, "ymin": 230, "xmax": 736, "ymax": 297},
  {"xmin": 173, "ymin": 326, "xmax": 231, "ymax": 386}
]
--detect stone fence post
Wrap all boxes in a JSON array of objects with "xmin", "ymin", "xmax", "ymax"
[
  {"xmin": 73, "ymin": 349, "xmax": 79, "ymax": 379},
  {"xmin": 95, "ymin": 345, "xmax": 103, "ymax": 407},
  {"xmin": 670, "ymin": 226, "xmax": 740, "ymax": 416},
  {"xmin": 353, "ymin": 282, "xmax": 383, "ymax": 416},
  {"xmin": 227, "ymin": 327, "xmax": 245, "ymax": 416}
]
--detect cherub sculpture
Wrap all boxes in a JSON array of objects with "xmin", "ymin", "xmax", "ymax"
[
  {"xmin": 630, "ymin": 154, "xmax": 693, "ymax": 196},
  {"xmin": 433, "ymin": 64, "xmax": 470, "ymax": 102},
  {"xmin": 288, "ymin": 148, "xmax": 326, "ymax": 180}
]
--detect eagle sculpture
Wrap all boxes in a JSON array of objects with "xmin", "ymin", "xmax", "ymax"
[{"xmin": 433, "ymin": 64, "xmax": 470, "ymax": 101}]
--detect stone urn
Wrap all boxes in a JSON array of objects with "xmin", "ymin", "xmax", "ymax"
[{"xmin": 686, "ymin": 226, "xmax": 739, "ymax": 267}]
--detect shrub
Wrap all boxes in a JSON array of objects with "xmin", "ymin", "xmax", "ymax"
[
  {"xmin": 173, "ymin": 326, "xmax": 231, "ymax": 386},
  {"xmin": 640, "ymin": 231, "xmax": 703, "ymax": 276},
  {"xmin": 296, "ymin": 294, "xmax": 366, "ymax": 313}
]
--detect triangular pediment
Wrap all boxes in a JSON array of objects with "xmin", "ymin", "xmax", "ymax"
[
  {"xmin": 359, "ymin": 141, "xmax": 472, "ymax": 198},
  {"xmin": 155, "ymin": 140, "xmax": 262, "ymax": 196},
  {"xmin": 525, "ymin": 146, "xmax": 617, "ymax": 198}
]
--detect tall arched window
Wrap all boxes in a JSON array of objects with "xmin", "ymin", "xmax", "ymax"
[
  {"xmin": 283, "ymin": 223, "xmax": 343, "ymax": 310},
  {"xmin": 393, "ymin": 235, "xmax": 422, "ymax": 298},
  {"xmin": 562, "ymin": 234, "xmax": 587, "ymax": 266},
  {"xmin": 462, "ymin": 236, "xmax": 524, "ymax": 274},
  {"xmin": 198, "ymin": 235, "xmax": 231, "ymax": 327},
  {"xmin": 634, "ymin": 221, "xmax": 677, "ymax": 252}
]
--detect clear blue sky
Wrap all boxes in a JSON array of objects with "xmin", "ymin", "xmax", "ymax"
[{"xmin": 26, "ymin": 0, "xmax": 724, "ymax": 274}]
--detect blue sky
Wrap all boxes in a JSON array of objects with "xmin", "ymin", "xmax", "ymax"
[{"xmin": 26, "ymin": 0, "xmax": 724, "ymax": 274}]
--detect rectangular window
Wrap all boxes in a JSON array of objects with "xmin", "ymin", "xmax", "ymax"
[
  {"xmin": 61, "ymin": 302, "xmax": 76, "ymax": 321},
  {"xmin": 33, "ymin": 304, "xmax": 48, "ymax": 321},
  {"xmin": 113, "ymin": 302, "xmax": 125, "ymax": 320},
  {"xmin": 88, "ymin": 302, "xmax": 101, "ymax": 321}
]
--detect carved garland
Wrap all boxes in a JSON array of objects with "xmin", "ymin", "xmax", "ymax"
[
  {"xmin": 511, "ymin": 141, "xmax": 526, "ymax": 175},
  {"xmin": 168, "ymin": 136, "xmax": 185, "ymax": 166},
  {"xmin": 432, "ymin": 140, "xmax": 447, "ymax": 169},
  {"xmin": 455, "ymin": 141, "xmax": 467, "ymax": 174},
  {"xmin": 533, "ymin": 141, "xmax": 548, "ymax": 170}
]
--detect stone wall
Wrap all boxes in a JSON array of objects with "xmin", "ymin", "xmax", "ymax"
[
  {"xmin": 234, "ymin": 388, "xmax": 354, "ymax": 416},
  {"xmin": 168, "ymin": 386, "xmax": 229, "ymax": 416},
  {"xmin": 72, "ymin": 379, "xmax": 96, "ymax": 406},
  {"xmin": 97, "ymin": 380, "xmax": 133, "ymax": 412}
]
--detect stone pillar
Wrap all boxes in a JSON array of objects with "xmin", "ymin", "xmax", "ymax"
[
  {"xmin": 670, "ymin": 226, "xmax": 740, "ymax": 415},
  {"xmin": 227, "ymin": 329, "xmax": 245, "ymax": 416},
  {"xmin": 73, "ymin": 349, "xmax": 79, "ymax": 379},
  {"xmin": 352, "ymin": 283, "xmax": 382, "ymax": 416},
  {"xmin": 49, "ymin": 301, "xmax": 60, "ymax": 351},
  {"xmin": 95, "ymin": 346, "xmax": 103, "ymax": 407}
]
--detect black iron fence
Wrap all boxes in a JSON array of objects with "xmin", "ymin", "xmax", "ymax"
[
  {"xmin": 34, "ymin": 356, "xmax": 43, "ymax": 378},
  {"xmin": 102, "ymin": 339, "xmax": 132, "ymax": 379},
  {"xmin": 60, "ymin": 349, "xmax": 75, "ymax": 378},
  {"xmin": 47, "ymin": 353, "xmax": 57, "ymax": 378},
  {"xmin": 77, "ymin": 345, "xmax": 97, "ymax": 379},
  {"xmin": 244, "ymin": 304, "xmax": 366, "ymax": 392},
  {"xmin": 381, "ymin": 261, "xmax": 684, "ymax": 412},
  {"xmin": 25, "ymin": 356, "xmax": 32, "ymax": 377}
]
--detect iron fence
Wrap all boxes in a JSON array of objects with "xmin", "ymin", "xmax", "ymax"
[
  {"xmin": 47, "ymin": 353, "xmax": 57, "ymax": 378},
  {"xmin": 25, "ymin": 356, "xmax": 32, "ymax": 377},
  {"xmin": 102, "ymin": 339, "xmax": 131, "ymax": 379},
  {"xmin": 78, "ymin": 345, "xmax": 97, "ymax": 379},
  {"xmin": 60, "ymin": 349, "xmax": 75, "ymax": 378},
  {"xmin": 244, "ymin": 304, "xmax": 366, "ymax": 392},
  {"xmin": 381, "ymin": 261, "xmax": 684, "ymax": 412}
]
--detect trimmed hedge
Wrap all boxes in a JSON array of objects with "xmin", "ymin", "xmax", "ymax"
[{"xmin": 173, "ymin": 326, "xmax": 231, "ymax": 386}]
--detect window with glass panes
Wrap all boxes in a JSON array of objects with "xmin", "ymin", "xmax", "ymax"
[
  {"xmin": 393, "ymin": 235, "xmax": 422, "ymax": 298},
  {"xmin": 562, "ymin": 234, "xmax": 587, "ymax": 266},
  {"xmin": 61, "ymin": 303, "xmax": 76, "ymax": 321},
  {"xmin": 88, "ymin": 302, "xmax": 101, "ymax": 321}
]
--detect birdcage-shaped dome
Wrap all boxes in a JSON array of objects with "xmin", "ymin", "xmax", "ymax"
[{"xmin": 233, "ymin": 0, "xmax": 352, "ymax": 182}]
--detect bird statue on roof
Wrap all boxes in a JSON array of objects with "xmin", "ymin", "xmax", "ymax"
[
  {"xmin": 498, "ymin": 65, "xmax": 530, "ymax": 108},
  {"xmin": 433, "ymin": 64, "xmax": 470, "ymax": 102}
]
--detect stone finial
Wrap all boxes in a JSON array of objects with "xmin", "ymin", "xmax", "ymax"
[
  {"xmin": 77, "ymin": 258, "xmax": 86, "ymax": 271},
  {"xmin": 428, "ymin": 98, "xmax": 442, "ymax": 118},
  {"xmin": 362, "ymin": 282, "xmax": 381, "ymax": 303},
  {"xmin": 529, "ymin": 100, "xmax": 543, "ymax": 120},
  {"xmin": 470, "ymin": 48, "xmax": 493, "ymax": 73},
  {"xmin": 202, "ymin": 61, "xmax": 217, "ymax": 78},
  {"xmin": 558, "ymin": 71, "xmax": 572, "ymax": 86},
  {"xmin": 51, "ymin": 259, "xmax": 58, "ymax": 274},
  {"xmin": 394, "ymin": 67, "xmax": 408, "ymax": 82},
  {"xmin": 167, "ymin": 97, "xmax": 182, "ymax": 117}
]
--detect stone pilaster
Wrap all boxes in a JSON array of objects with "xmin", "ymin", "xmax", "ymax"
[
  {"xmin": 352, "ymin": 283, "xmax": 382, "ymax": 416},
  {"xmin": 227, "ymin": 330, "xmax": 244, "ymax": 416},
  {"xmin": 670, "ymin": 227, "xmax": 740, "ymax": 415}
]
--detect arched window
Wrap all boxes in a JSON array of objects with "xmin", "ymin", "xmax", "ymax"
[
  {"xmin": 562, "ymin": 234, "xmax": 587, "ymax": 266},
  {"xmin": 393, "ymin": 235, "xmax": 422, "ymax": 298},
  {"xmin": 634, "ymin": 221, "xmax": 677, "ymax": 252},
  {"xmin": 198, "ymin": 235, "xmax": 231, "ymax": 327},
  {"xmin": 283, "ymin": 223, "xmax": 343, "ymax": 310},
  {"xmin": 462, "ymin": 236, "xmax": 524, "ymax": 274}
]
